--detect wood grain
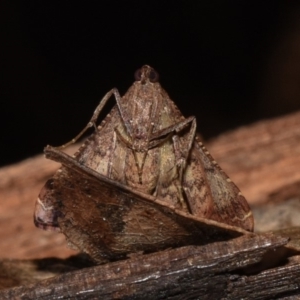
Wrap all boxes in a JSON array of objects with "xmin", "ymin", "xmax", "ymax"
[
  {"xmin": 208, "ymin": 110, "xmax": 300, "ymax": 205},
  {"xmin": 1, "ymin": 111, "xmax": 300, "ymax": 298},
  {"xmin": 0, "ymin": 234, "xmax": 290, "ymax": 299}
]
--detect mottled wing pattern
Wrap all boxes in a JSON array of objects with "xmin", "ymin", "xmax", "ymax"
[
  {"xmin": 197, "ymin": 141, "xmax": 253, "ymax": 230},
  {"xmin": 34, "ymin": 65, "xmax": 254, "ymax": 263},
  {"xmin": 74, "ymin": 105, "xmax": 121, "ymax": 176},
  {"xmin": 41, "ymin": 147, "xmax": 249, "ymax": 263},
  {"xmin": 41, "ymin": 70, "xmax": 253, "ymax": 231},
  {"xmin": 165, "ymin": 98, "xmax": 253, "ymax": 231}
]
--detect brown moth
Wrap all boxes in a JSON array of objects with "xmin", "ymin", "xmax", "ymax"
[{"xmin": 34, "ymin": 65, "xmax": 253, "ymax": 263}]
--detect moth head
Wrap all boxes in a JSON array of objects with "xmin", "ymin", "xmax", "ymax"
[{"xmin": 134, "ymin": 65, "xmax": 159, "ymax": 84}]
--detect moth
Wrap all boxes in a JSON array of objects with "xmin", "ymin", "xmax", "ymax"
[{"xmin": 35, "ymin": 65, "xmax": 254, "ymax": 263}]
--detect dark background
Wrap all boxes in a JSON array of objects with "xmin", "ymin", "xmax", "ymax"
[{"xmin": 2, "ymin": 1, "xmax": 300, "ymax": 166}]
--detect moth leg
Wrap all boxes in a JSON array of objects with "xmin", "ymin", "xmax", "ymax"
[
  {"xmin": 114, "ymin": 125, "xmax": 133, "ymax": 148},
  {"xmin": 175, "ymin": 124, "xmax": 196, "ymax": 210},
  {"xmin": 171, "ymin": 117, "xmax": 198, "ymax": 209},
  {"xmin": 114, "ymin": 125, "xmax": 149, "ymax": 184},
  {"xmin": 174, "ymin": 117, "xmax": 196, "ymax": 174},
  {"xmin": 149, "ymin": 116, "xmax": 196, "ymax": 209},
  {"xmin": 149, "ymin": 116, "xmax": 196, "ymax": 148},
  {"xmin": 56, "ymin": 88, "xmax": 122, "ymax": 149}
]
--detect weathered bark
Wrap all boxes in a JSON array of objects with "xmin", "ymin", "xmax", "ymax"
[
  {"xmin": 1, "ymin": 111, "xmax": 300, "ymax": 298},
  {"xmin": 0, "ymin": 234, "xmax": 293, "ymax": 299},
  {"xmin": 208, "ymin": 110, "xmax": 300, "ymax": 206}
]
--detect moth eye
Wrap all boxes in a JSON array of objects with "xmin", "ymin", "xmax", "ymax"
[
  {"xmin": 134, "ymin": 67, "xmax": 159, "ymax": 83},
  {"xmin": 149, "ymin": 69, "xmax": 159, "ymax": 83},
  {"xmin": 134, "ymin": 69, "xmax": 142, "ymax": 81}
]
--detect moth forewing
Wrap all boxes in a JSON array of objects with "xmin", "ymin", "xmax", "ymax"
[{"xmin": 183, "ymin": 139, "xmax": 253, "ymax": 231}]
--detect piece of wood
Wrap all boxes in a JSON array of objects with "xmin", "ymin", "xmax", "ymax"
[
  {"xmin": 208, "ymin": 110, "xmax": 300, "ymax": 205},
  {"xmin": 0, "ymin": 234, "xmax": 291, "ymax": 299},
  {"xmin": 2, "ymin": 111, "xmax": 300, "ymax": 298}
]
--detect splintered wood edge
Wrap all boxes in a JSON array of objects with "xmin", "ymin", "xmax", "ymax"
[{"xmin": 0, "ymin": 233, "xmax": 288, "ymax": 299}]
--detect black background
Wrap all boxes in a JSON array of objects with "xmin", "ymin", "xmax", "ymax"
[{"xmin": 1, "ymin": 1, "xmax": 300, "ymax": 166}]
